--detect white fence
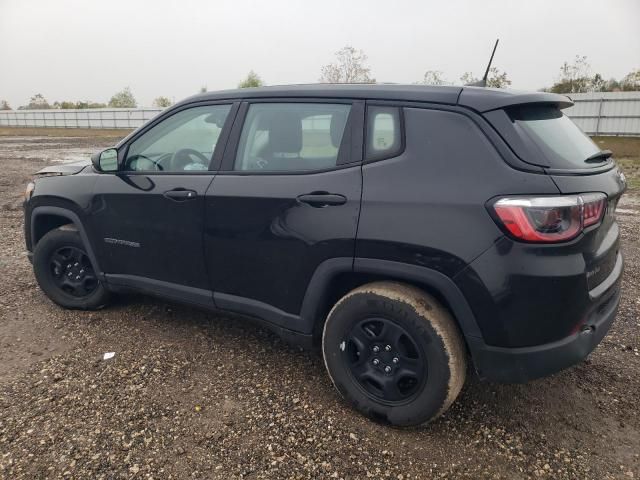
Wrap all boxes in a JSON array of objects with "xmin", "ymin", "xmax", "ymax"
[
  {"xmin": 1, "ymin": 92, "xmax": 639, "ymax": 136},
  {"xmin": 0, "ymin": 108, "xmax": 162, "ymax": 129},
  {"xmin": 564, "ymin": 92, "xmax": 640, "ymax": 136}
]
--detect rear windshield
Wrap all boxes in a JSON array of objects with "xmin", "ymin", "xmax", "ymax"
[{"xmin": 508, "ymin": 105, "xmax": 603, "ymax": 169}]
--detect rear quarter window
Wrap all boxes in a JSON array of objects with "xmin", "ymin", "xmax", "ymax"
[
  {"xmin": 366, "ymin": 106, "xmax": 403, "ymax": 161},
  {"xmin": 507, "ymin": 105, "xmax": 604, "ymax": 170}
]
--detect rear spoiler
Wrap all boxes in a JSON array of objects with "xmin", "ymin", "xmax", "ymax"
[{"xmin": 458, "ymin": 88, "xmax": 573, "ymax": 113}]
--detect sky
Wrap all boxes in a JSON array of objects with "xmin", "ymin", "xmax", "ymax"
[{"xmin": 1, "ymin": 0, "xmax": 639, "ymax": 108}]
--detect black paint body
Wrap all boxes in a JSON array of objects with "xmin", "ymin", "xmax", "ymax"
[{"xmin": 24, "ymin": 85, "xmax": 626, "ymax": 382}]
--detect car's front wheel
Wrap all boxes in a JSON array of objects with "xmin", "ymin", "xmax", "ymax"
[
  {"xmin": 32, "ymin": 227, "xmax": 109, "ymax": 310},
  {"xmin": 322, "ymin": 281, "xmax": 466, "ymax": 426}
]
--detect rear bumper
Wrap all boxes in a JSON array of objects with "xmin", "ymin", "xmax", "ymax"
[{"xmin": 468, "ymin": 254, "xmax": 622, "ymax": 383}]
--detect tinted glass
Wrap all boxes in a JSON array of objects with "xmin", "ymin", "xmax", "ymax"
[
  {"xmin": 234, "ymin": 103, "xmax": 351, "ymax": 171},
  {"xmin": 125, "ymin": 104, "xmax": 231, "ymax": 172},
  {"xmin": 366, "ymin": 106, "xmax": 401, "ymax": 160},
  {"xmin": 509, "ymin": 105, "xmax": 602, "ymax": 169}
]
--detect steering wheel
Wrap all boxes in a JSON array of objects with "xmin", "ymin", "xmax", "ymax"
[
  {"xmin": 125, "ymin": 153, "xmax": 163, "ymax": 171},
  {"xmin": 171, "ymin": 148, "xmax": 210, "ymax": 171}
]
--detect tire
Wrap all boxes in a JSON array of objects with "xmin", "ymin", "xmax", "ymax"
[
  {"xmin": 32, "ymin": 227, "xmax": 109, "ymax": 310},
  {"xmin": 322, "ymin": 281, "xmax": 466, "ymax": 427}
]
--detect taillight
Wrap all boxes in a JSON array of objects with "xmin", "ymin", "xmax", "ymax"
[
  {"xmin": 492, "ymin": 193, "xmax": 607, "ymax": 243},
  {"xmin": 581, "ymin": 192, "xmax": 607, "ymax": 227}
]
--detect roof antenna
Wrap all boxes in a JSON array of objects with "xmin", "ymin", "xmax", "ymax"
[{"xmin": 467, "ymin": 38, "xmax": 499, "ymax": 87}]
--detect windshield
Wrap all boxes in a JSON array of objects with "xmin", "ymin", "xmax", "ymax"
[{"xmin": 508, "ymin": 105, "xmax": 604, "ymax": 169}]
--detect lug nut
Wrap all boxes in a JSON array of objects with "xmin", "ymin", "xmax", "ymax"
[
  {"xmin": 372, "ymin": 346, "xmax": 380, "ymax": 353},
  {"xmin": 392, "ymin": 357, "xmax": 399, "ymax": 364},
  {"xmin": 372, "ymin": 358, "xmax": 380, "ymax": 366},
  {"xmin": 384, "ymin": 366, "xmax": 392, "ymax": 373},
  {"xmin": 385, "ymin": 345, "xmax": 392, "ymax": 352}
]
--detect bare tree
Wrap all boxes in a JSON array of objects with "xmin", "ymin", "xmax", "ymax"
[
  {"xmin": 459, "ymin": 72, "xmax": 479, "ymax": 85},
  {"xmin": 199, "ymin": 85, "xmax": 207, "ymax": 93},
  {"xmin": 549, "ymin": 55, "xmax": 594, "ymax": 93},
  {"xmin": 0, "ymin": 100, "xmax": 11, "ymax": 110},
  {"xmin": 21, "ymin": 93, "xmax": 50, "ymax": 110},
  {"xmin": 238, "ymin": 70, "xmax": 264, "ymax": 88},
  {"xmin": 320, "ymin": 46, "xmax": 375, "ymax": 84},
  {"xmin": 419, "ymin": 70, "xmax": 448, "ymax": 86}
]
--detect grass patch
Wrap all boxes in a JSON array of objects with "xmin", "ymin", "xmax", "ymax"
[
  {"xmin": 616, "ymin": 157, "xmax": 640, "ymax": 191},
  {"xmin": 591, "ymin": 136, "xmax": 640, "ymax": 192},
  {"xmin": 591, "ymin": 136, "xmax": 640, "ymax": 160}
]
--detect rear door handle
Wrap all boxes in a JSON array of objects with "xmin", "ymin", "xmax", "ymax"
[
  {"xmin": 297, "ymin": 193, "xmax": 347, "ymax": 207},
  {"xmin": 164, "ymin": 189, "xmax": 197, "ymax": 201}
]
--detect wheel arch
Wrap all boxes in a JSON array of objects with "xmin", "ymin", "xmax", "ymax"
[
  {"xmin": 30, "ymin": 206, "xmax": 102, "ymax": 276},
  {"xmin": 301, "ymin": 258, "xmax": 483, "ymax": 346}
]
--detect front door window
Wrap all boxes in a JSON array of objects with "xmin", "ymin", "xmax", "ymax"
[{"xmin": 125, "ymin": 104, "xmax": 232, "ymax": 172}]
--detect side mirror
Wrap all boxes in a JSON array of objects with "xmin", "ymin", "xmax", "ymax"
[{"xmin": 91, "ymin": 148, "xmax": 118, "ymax": 172}]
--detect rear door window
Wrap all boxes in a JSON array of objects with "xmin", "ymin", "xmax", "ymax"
[
  {"xmin": 234, "ymin": 103, "xmax": 352, "ymax": 172},
  {"xmin": 508, "ymin": 105, "xmax": 603, "ymax": 169}
]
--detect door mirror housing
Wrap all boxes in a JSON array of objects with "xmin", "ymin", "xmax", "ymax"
[{"xmin": 92, "ymin": 148, "xmax": 119, "ymax": 172}]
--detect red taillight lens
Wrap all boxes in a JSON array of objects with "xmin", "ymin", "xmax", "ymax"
[
  {"xmin": 582, "ymin": 193, "xmax": 607, "ymax": 227},
  {"xmin": 492, "ymin": 193, "xmax": 607, "ymax": 243}
]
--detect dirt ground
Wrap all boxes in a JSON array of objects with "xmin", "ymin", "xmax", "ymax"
[{"xmin": 0, "ymin": 129, "xmax": 639, "ymax": 480}]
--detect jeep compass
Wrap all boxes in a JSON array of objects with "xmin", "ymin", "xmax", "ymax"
[{"xmin": 24, "ymin": 85, "xmax": 625, "ymax": 426}]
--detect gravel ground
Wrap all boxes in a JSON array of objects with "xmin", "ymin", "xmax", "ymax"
[{"xmin": 0, "ymin": 132, "xmax": 639, "ymax": 480}]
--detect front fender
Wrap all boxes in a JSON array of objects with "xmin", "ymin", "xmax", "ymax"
[{"xmin": 29, "ymin": 205, "xmax": 102, "ymax": 277}]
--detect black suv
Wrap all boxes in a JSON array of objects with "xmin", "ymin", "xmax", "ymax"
[{"xmin": 24, "ymin": 85, "xmax": 626, "ymax": 426}]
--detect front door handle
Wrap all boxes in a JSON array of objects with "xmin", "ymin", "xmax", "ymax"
[
  {"xmin": 297, "ymin": 193, "xmax": 347, "ymax": 207},
  {"xmin": 164, "ymin": 189, "xmax": 197, "ymax": 201}
]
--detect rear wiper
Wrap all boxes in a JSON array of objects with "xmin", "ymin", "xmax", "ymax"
[{"xmin": 584, "ymin": 149, "xmax": 613, "ymax": 164}]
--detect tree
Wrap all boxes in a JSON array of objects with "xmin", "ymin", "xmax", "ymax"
[
  {"xmin": 238, "ymin": 70, "xmax": 264, "ymax": 88},
  {"xmin": 108, "ymin": 87, "xmax": 137, "ymax": 108},
  {"xmin": 320, "ymin": 46, "xmax": 375, "ymax": 84},
  {"xmin": 52, "ymin": 100, "xmax": 107, "ymax": 109},
  {"xmin": 418, "ymin": 70, "xmax": 448, "ymax": 86},
  {"xmin": 83, "ymin": 101, "xmax": 107, "ymax": 109},
  {"xmin": 459, "ymin": 68, "xmax": 511, "ymax": 88},
  {"xmin": 199, "ymin": 85, "xmax": 207, "ymax": 93},
  {"xmin": 485, "ymin": 67, "xmax": 512, "ymax": 88},
  {"xmin": 152, "ymin": 96, "xmax": 173, "ymax": 108},
  {"xmin": 621, "ymin": 69, "xmax": 640, "ymax": 91},
  {"xmin": 23, "ymin": 93, "xmax": 50, "ymax": 109},
  {"xmin": 549, "ymin": 55, "xmax": 594, "ymax": 93},
  {"xmin": 459, "ymin": 71, "xmax": 479, "ymax": 85},
  {"xmin": 0, "ymin": 100, "xmax": 10, "ymax": 110},
  {"xmin": 603, "ymin": 78, "xmax": 622, "ymax": 92}
]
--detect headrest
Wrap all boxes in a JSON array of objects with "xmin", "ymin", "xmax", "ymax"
[{"xmin": 259, "ymin": 110, "xmax": 302, "ymax": 154}]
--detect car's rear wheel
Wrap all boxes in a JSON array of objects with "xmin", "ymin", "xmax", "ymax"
[
  {"xmin": 33, "ymin": 227, "xmax": 109, "ymax": 310},
  {"xmin": 322, "ymin": 281, "xmax": 466, "ymax": 426}
]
